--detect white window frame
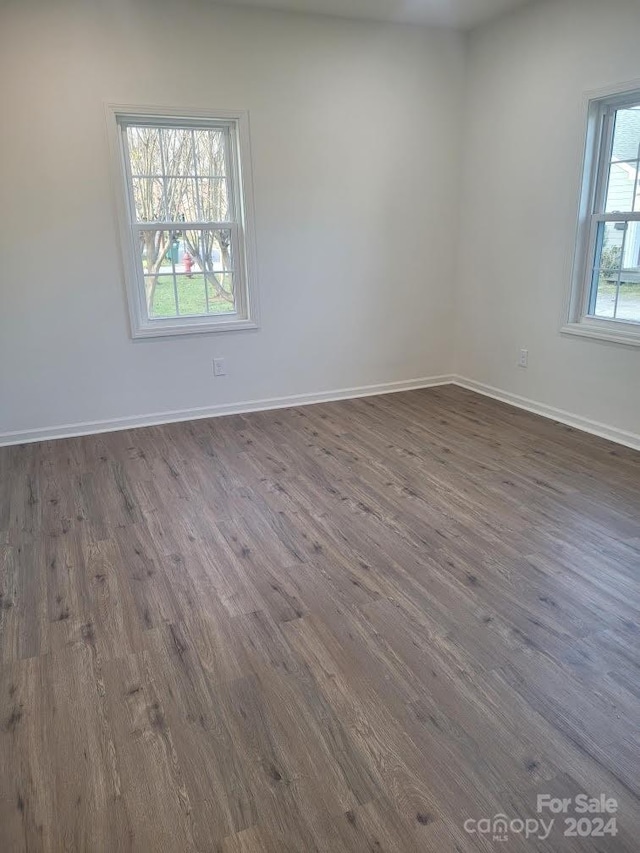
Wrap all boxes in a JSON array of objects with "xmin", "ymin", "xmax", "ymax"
[
  {"xmin": 564, "ymin": 82, "xmax": 640, "ymax": 347},
  {"xmin": 106, "ymin": 104, "xmax": 259, "ymax": 339}
]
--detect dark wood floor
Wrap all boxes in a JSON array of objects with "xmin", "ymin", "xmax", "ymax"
[{"xmin": 1, "ymin": 386, "xmax": 639, "ymax": 852}]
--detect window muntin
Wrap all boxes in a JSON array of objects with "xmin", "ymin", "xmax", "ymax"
[
  {"xmin": 585, "ymin": 100, "xmax": 640, "ymax": 326},
  {"xmin": 112, "ymin": 110, "xmax": 255, "ymax": 337}
]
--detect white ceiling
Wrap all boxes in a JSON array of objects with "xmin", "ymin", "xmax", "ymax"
[{"xmin": 215, "ymin": 0, "xmax": 533, "ymax": 29}]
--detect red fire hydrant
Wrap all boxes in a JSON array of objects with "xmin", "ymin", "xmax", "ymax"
[{"xmin": 184, "ymin": 252, "xmax": 193, "ymax": 278}]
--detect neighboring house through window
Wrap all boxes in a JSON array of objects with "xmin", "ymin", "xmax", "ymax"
[{"xmin": 565, "ymin": 86, "xmax": 640, "ymax": 345}]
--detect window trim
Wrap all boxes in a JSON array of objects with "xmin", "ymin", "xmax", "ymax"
[
  {"xmin": 106, "ymin": 104, "xmax": 259, "ymax": 339},
  {"xmin": 563, "ymin": 81, "xmax": 640, "ymax": 347}
]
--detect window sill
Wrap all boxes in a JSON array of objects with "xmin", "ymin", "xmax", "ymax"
[
  {"xmin": 561, "ymin": 321, "xmax": 640, "ymax": 348},
  {"xmin": 133, "ymin": 318, "xmax": 259, "ymax": 340}
]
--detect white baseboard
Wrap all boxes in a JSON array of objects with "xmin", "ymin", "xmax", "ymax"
[
  {"xmin": 3, "ymin": 373, "xmax": 638, "ymax": 452},
  {"xmin": 0, "ymin": 374, "xmax": 454, "ymax": 447},
  {"xmin": 452, "ymin": 376, "xmax": 640, "ymax": 452}
]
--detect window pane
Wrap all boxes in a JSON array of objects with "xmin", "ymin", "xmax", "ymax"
[
  {"xmin": 611, "ymin": 107, "xmax": 640, "ymax": 162},
  {"xmin": 145, "ymin": 260, "xmax": 235, "ymax": 319},
  {"xmin": 181, "ymin": 228, "xmax": 236, "ymax": 315},
  {"xmin": 605, "ymin": 161, "xmax": 639, "ymax": 213},
  {"xmin": 198, "ymin": 178, "xmax": 230, "ymax": 222},
  {"xmin": 167, "ymin": 177, "xmax": 195, "ymax": 221},
  {"xmin": 617, "ymin": 221, "xmax": 640, "ymax": 321},
  {"xmin": 161, "ymin": 128, "xmax": 194, "ymax": 176},
  {"xmin": 590, "ymin": 220, "xmax": 640, "ymax": 321},
  {"xmin": 175, "ymin": 275, "xmax": 208, "ymax": 316},
  {"xmin": 589, "ymin": 221, "xmax": 623, "ymax": 318},
  {"xmin": 594, "ymin": 273, "xmax": 640, "ymax": 322},
  {"xmin": 138, "ymin": 229, "xmax": 177, "ymax": 276},
  {"xmin": 126, "ymin": 125, "xmax": 232, "ymax": 223},
  {"xmin": 138, "ymin": 229, "xmax": 177, "ymax": 319},
  {"xmin": 153, "ymin": 177, "xmax": 229, "ymax": 223},
  {"xmin": 131, "ymin": 177, "xmax": 165, "ymax": 222},
  {"xmin": 193, "ymin": 128, "xmax": 228, "ymax": 177},
  {"xmin": 592, "ymin": 272, "xmax": 617, "ymax": 318},
  {"xmin": 147, "ymin": 276, "xmax": 178, "ymax": 318},
  {"xmin": 207, "ymin": 273, "xmax": 235, "ymax": 314},
  {"xmin": 183, "ymin": 229, "xmax": 233, "ymax": 271},
  {"xmin": 594, "ymin": 221, "xmax": 624, "ymax": 271},
  {"xmin": 126, "ymin": 126, "xmax": 162, "ymax": 176},
  {"xmin": 621, "ymin": 220, "xmax": 640, "ymax": 275},
  {"xmin": 616, "ymin": 283, "xmax": 640, "ymax": 322},
  {"xmin": 176, "ymin": 241, "xmax": 202, "ymax": 276},
  {"xmin": 137, "ymin": 229, "xmax": 233, "ymax": 318}
]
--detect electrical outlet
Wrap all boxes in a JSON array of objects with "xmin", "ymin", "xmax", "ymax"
[
  {"xmin": 213, "ymin": 358, "xmax": 226, "ymax": 377},
  {"xmin": 518, "ymin": 348, "xmax": 529, "ymax": 369}
]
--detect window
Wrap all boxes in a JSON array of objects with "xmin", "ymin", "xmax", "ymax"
[
  {"xmin": 566, "ymin": 87, "xmax": 640, "ymax": 345},
  {"xmin": 109, "ymin": 107, "xmax": 257, "ymax": 338}
]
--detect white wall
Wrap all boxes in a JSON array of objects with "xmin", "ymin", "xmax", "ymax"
[
  {"xmin": 3, "ymin": 0, "xmax": 639, "ymax": 446},
  {"xmin": 0, "ymin": 0, "xmax": 465, "ymax": 439},
  {"xmin": 455, "ymin": 0, "xmax": 640, "ymax": 437}
]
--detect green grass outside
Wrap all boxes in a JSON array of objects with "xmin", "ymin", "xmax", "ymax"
[{"xmin": 150, "ymin": 274, "xmax": 234, "ymax": 318}]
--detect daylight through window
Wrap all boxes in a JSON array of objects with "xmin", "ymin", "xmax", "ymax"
[{"xmin": 112, "ymin": 110, "xmax": 256, "ymax": 337}]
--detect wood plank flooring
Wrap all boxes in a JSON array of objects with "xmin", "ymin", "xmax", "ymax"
[{"xmin": 1, "ymin": 386, "xmax": 639, "ymax": 852}]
